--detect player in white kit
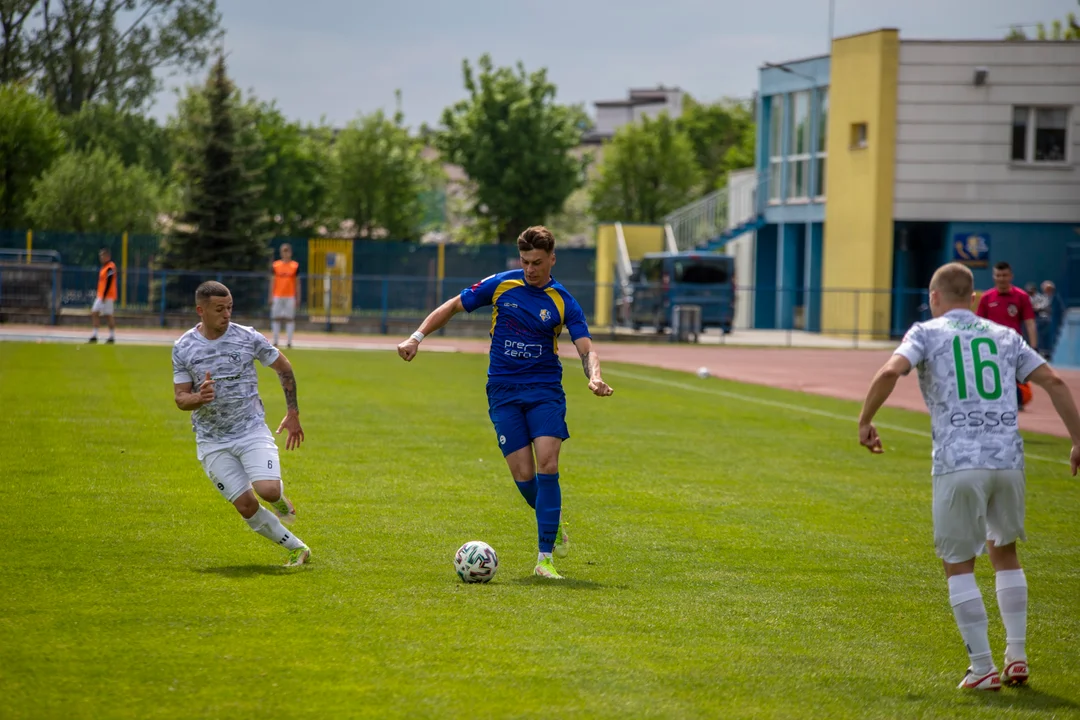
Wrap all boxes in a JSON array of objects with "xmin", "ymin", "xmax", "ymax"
[
  {"xmin": 857, "ymin": 263, "xmax": 1080, "ymax": 691},
  {"xmin": 173, "ymin": 281, "xmax": 312, "ymax": 567}
]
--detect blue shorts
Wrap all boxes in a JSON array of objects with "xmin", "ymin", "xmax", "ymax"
[{"xmin": 486, "ymin": 382, "xmax": 569, "ymax": 456}]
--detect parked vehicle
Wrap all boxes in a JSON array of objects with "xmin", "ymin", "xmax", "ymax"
[{"xmin": 628, "ymin": 252, "xmax": 736, "ymax": 333}]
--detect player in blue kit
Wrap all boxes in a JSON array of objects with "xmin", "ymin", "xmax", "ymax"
[{"xmin": 398, "ymin": 226, "xmax": 614, "ymax": 579}]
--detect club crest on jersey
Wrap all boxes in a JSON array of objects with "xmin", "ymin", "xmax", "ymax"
[
  {"xmin": 228, "ymin": 352, "xmax": 242, "ymax": 364},
  {"xmin": 539, "ymin": 308, "xmax": 551, "ymax": 322}
]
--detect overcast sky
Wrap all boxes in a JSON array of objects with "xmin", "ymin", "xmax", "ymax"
[{"xmin": 149, "ymin": 0, "xmax": 1074, "ymax": 128}]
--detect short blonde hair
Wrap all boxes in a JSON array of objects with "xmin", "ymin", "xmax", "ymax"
[{"xmin": 930, "ymin": 263, "xmax": 974, "ymax": 303}]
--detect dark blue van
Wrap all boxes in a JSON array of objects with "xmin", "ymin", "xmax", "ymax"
[{"xmin": 628, "ymin": 252, "xmax": 736, "ymax": 333}]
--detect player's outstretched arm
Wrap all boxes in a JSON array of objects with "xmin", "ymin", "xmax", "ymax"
[
  {"xmin": 174, "ymin": 373, "xmax": 215, "ymax": 411},
  {"xmin": 573, "ymin": 337, "xmax": 613, "ymax": 397},
  {"xmin": 1028, "ymin": 364, "xmax": 1080, "ymax": 475},
  {"xmin": 398, "ymin": 296, "xmax": 465, "ymax": 362},
  {"xmin": 269, "ymin": 353, "xmax": 304, "ymax": 450},
  {"xmin": 857, "ymin": 354, "xmax": 912, "ymax": 454}
]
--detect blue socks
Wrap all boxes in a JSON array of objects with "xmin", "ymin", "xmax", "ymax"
[
  {"xmin": 514, "ymin": 477, "xmax": 537, "ymax": 508},
  {"xmin": 535, "ymin": 473, "xmax": 561, "ymax": 553}
]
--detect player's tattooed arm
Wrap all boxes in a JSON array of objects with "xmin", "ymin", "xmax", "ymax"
[
  {"xmin": 573, "ymin": 337, "xmax": 614, "ymax": 397},
  {"xmin": 580, "ymin": 350, "xmax": 600, "ymax": 380},
  {"xmin": 269, "ymin": 353, "xmax": 299, "ymax": 413},
  {"xmin": 279, "ymin": 369, "xmax": 299, "ymax": 412},
  {"xmin": 268, "ymin": 352, "xmax": 304, "ymax": 448}
]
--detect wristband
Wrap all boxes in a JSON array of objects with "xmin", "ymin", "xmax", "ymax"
[{"xmin": 410, "ymin": 331, "xmax": 425, "ymax": 343}]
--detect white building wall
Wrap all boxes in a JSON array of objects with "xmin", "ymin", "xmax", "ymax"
[
  {"xmin": 726, "ymin": 168, "xmax": 757, "ymax": 329},
  {"xmin": 894, "ymin": 41, "xmax": 1080, "ymax": 223},
  {"xmin": 595, "ymin": 106, "xmax": 632, "ymax": 136}
]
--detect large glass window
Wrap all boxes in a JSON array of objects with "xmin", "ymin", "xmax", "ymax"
[
  {"xmin": 787, "ymin": 91, "xmax": 811, "ymax": 199},
  {"xmin": 815, "ymin": 88, "xmax": 828, "ymax": 198},
  {"xmin": 768, "ymin": 95, "xmax": 784, "ymax": 202}
]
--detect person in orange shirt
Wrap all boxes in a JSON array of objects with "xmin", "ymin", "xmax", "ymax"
[
  {"xmin": 270, "ymin": 243, "xmax": 300, "ymax": 348},
  {"xmin": 89, "ymin": 248, "xmax": 117, "ymax": 344}
]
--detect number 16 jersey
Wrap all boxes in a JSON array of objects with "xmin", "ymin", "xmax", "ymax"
[{"xmin": 895, "ymin": 309, "xmax": 1045, "ymax": 476}]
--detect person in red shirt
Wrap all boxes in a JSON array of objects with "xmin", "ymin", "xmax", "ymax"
[
  {"xmin": 977, "ymin": 261, "xmax": 1038, "ymax": 409},
  {"xmin": 977, "ymin": 262, "xmax": 1038, "ymax": 349}
]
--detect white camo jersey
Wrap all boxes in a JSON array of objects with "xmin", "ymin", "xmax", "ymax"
[
  {"xmin": 172, "ymin": 323, "xmax": 280, "ymax": 445},
  {"xmin": 895, "ymin": 309, "xmax": 1045, "ymax": 476}
]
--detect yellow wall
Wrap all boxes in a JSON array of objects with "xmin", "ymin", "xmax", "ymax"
[
  {"xmin": 822, "ymin": 29, "xmax": 899, "ymax": 338},
  {"xmin": 593, "ymin": 224, "xmax": 666, "ymax": 326}
]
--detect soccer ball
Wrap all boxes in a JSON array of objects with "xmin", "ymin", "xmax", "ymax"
[
  {"xmin": 454, "ymin": 541, "xmax": 498, "ymax": 583},
  {"xmin": 697, "ymin": 366, "xmax": 710, "ymax": 379}
]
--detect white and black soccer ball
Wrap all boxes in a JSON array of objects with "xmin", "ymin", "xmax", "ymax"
[
  {"xmin": 697, "ymin": 366, "xmax": 711, "ymax": 379},
  {"xmin": 454, "ymin": 540, "xmax": 498, "ymax": 583}
]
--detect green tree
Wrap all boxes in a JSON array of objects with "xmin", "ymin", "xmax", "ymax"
[
  {"xmin": 722, "ymin": 120, "xmax": 756, "ymax": 176},
  {"xmin": 25, "ymin": 147, "xmax": 165, "ymax": 233},
  {"xmin": 1007, "ymin": 1, "xmax": 1079, "ymax": 40},
  {"xmin": 589, "ymin": 113, "xmax": 702, "ymax": 224},
  {"xmin": 63, "ymin": 102, "xmax": 173, "ymax": 178},
  {"xmin": 677, "ymin": 97, "xmax": 756, "ymax": 190},
  {"xmin": 0, "ymin": 1, "xmax": 35, "ymax": 83},
  {"xmin": 162, "ymin": 55, "xmax": 267, "ymax": 273},
  {"xmin": 545, "ymin": 187, "xmax": 593, "ymax": 247},
  {"xmin": 0, "ymin": 82, "xmax": 65, "ymax": 228},
  {"xmin": 254, "ymin": 102, "xmax": 337, "ymax": 238},
  {"xmin": 436, "ymin": 54, "xmax": 587, "ymax": 244},
  {"xmin": 334, "ymin": 104, "xmax": 436, "ymax": 240},
  {"xmin": 1, "ymin": 0, "xmax": 222, "ymax": 114}
]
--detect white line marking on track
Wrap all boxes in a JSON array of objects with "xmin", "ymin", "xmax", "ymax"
[{"xmin": 605, "ymin": 368, "xmax": 1069, "ymax": 468}]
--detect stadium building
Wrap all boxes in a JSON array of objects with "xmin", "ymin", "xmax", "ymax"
[{"xmin": 732, "ymin": 28, "xmax": 1080, "ymax": 340}]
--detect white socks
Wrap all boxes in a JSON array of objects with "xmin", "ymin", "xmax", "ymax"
[
  {"xmin": 286, "ymin": 321, "xmax": 295, "ymax": 346},
  {"xmin": 244, "ymin": 506, "xmax": 304, "ymax": 550},
  {"xmin": 948, "ymin": 573, "xmax": 994, "ymax": 674},
  {"xmin": 537, "ymin": 552, "xmax": 552, "ymax": 563},
  {"xmin": 271, "ymin": 320, "xmax": 281, "ymax": 345},
  {"xmin": 996, "ymin": 569, "xmax": 1028, "ymax": 661}
]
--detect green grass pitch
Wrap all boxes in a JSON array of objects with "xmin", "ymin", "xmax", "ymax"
[{"xmin": 1, "ymin": 342, "xmax": 1078, "ymax": 719}]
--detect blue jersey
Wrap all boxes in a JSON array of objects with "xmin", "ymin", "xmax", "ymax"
[{"xmin": 459, "ymin": 270, "xmax": 591, "ymax": 384}]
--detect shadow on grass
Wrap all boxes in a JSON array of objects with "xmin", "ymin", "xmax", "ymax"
[
  {"xmin": 946, "ymin": 686, "xmax": 1080, "ymax": 716},
  {"xmin": 976, "ymin": 686, "xmax": 1078, "ymax": 712},
  {"xmin": 509, "ymin": 576, "xmax": 607, "ymax": 590},
  {"xmin": 195, "ymin": 565, "xmax": 313, "ymax": 578}
]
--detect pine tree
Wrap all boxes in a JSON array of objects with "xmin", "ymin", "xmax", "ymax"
[{"xmin": 161, "ymin": 55, "xmax": 270, "ymax": 310}]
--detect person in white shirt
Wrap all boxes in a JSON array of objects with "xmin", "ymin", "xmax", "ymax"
[
  {"xmin": 172, "ymin": 281, "xmax": 311, "ymax": 567},
  {"xmin": 857, "ymin": 262, "xmax": 1080, "ymax": 691}
]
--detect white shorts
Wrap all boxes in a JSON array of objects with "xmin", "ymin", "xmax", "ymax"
[
  {"xmin": 932, "ymin": 469, "xmax": 1026, "ymax": 564},
  {"xmin": 198, "ymin": 427, "xmax": 281, "ymax": 502},
  {"xmin": 92, "ymin": 298, "xmax": 115, "ymax": 315},
  {"xmin": 271, "ymin": 297, "xmax": 297, "ymax": 320}
]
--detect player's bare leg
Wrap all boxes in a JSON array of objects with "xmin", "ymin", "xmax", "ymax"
[
  {"xmin": 945, "ymin": 558, "xmax": 1000, "ymax": 690},
  {"xmin": 253, "ymin": 478, "xmax": 296, "ymax": 525},
  {"xmin": 105, "ymin": 313, "xmax": 116, "ymax": 343},
  {"xmin": 988, "ymin": 541, "xmax": 1028, "ymax": 686},
  {"xmin": 233, "ymin": 488, "xmax": 309, "ymax": 566},
  {"xmin": 89, "ymin": 311, "xmax": 100, "ymax": 343}
]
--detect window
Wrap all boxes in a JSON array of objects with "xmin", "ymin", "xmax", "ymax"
[
  {"xmin": 768, "ymin": 95, "xmax": 784, "ymax": 202},
  {"xmin": 788, "ymin": 91, "xmax": 811, "ymax": 199},
  {"xmin": 674, "ymin": 258, "xmax": 731, "ymax": 284},
  {"xmin": 850, "ymin": 122, "xmax": 868, "ymax": 149},
  {"xmin": 815, "ymin": 88, "xmax": 828, "ymax": 198},
  {"xmin": 1012, "ymin": 106, "xmax": 1069, "ymax": 163}
]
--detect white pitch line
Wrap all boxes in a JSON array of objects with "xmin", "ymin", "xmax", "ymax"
[{"xmin": 605, "ymin": 368, "xmax": 1070, "ymax": 468}]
